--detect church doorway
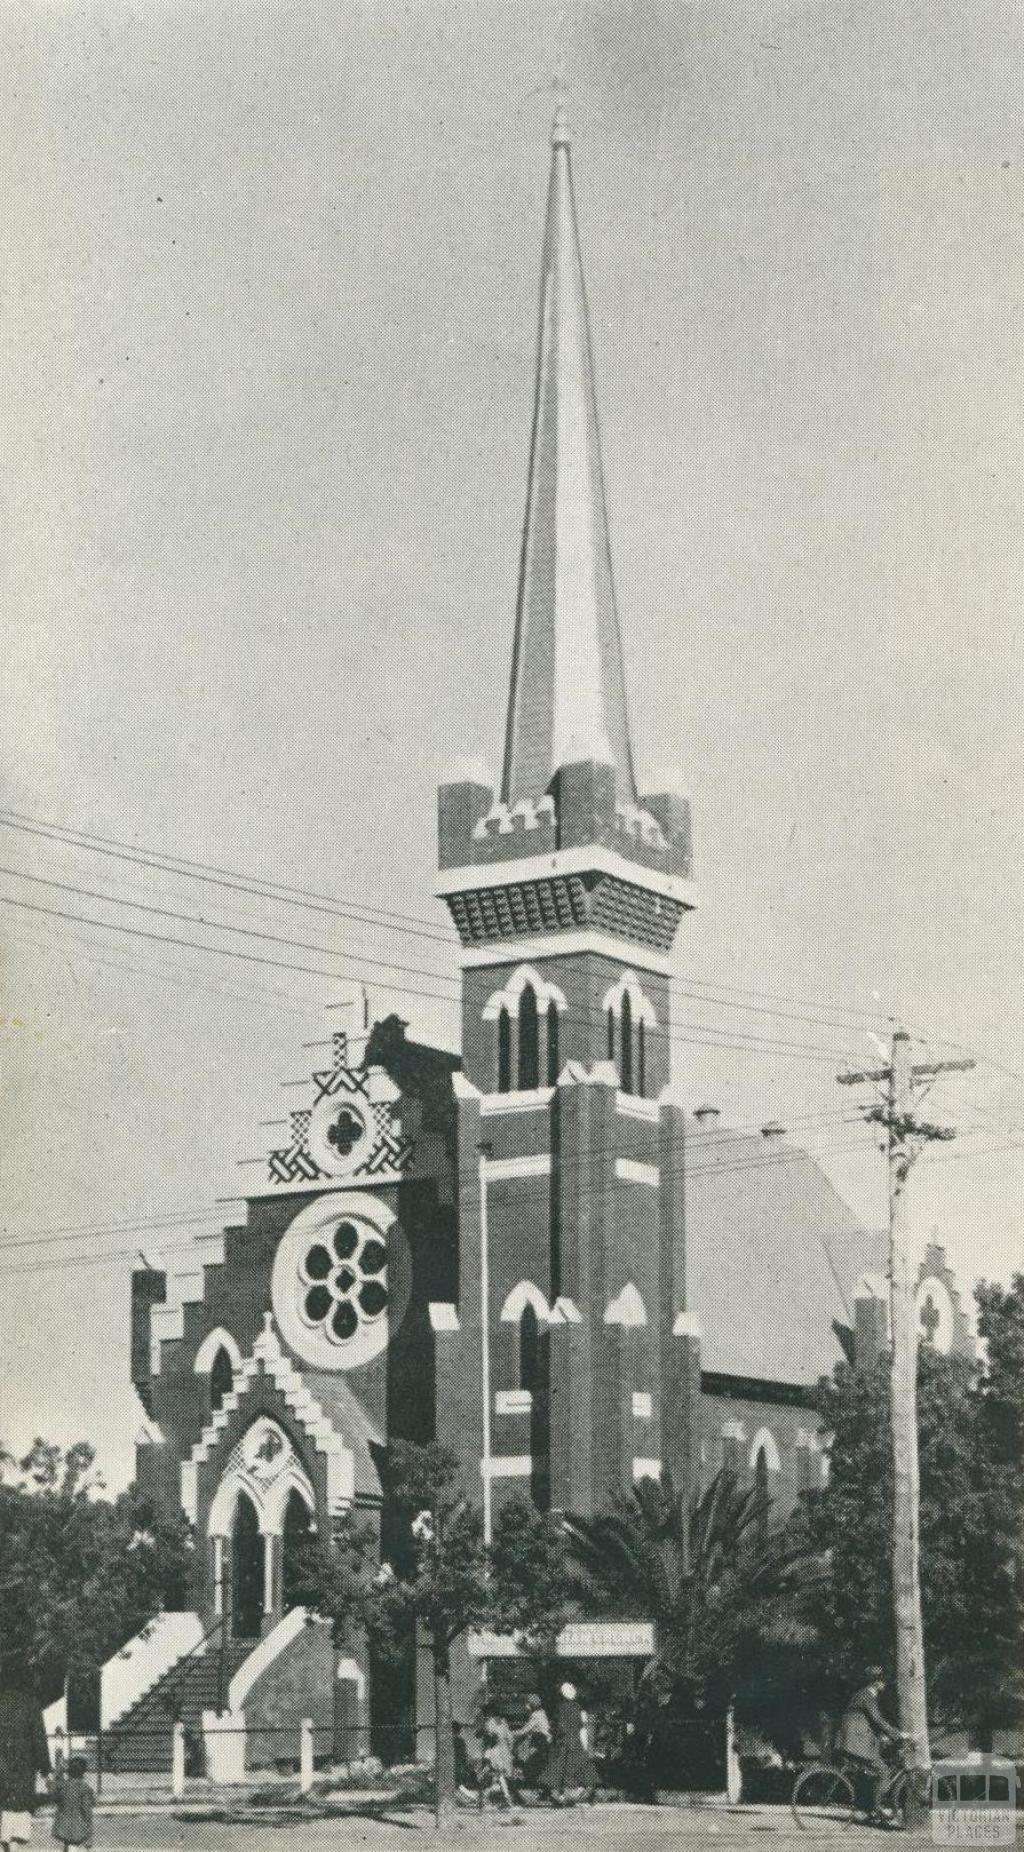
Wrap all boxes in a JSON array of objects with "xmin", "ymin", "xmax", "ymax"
[
  {"xmin": 231, "ymin": 1492, "xmax": 264, "ymax": 1641},
  {"xmin": 281, "ymin": 1488, "xmax": 314, "ymax": 1614}
]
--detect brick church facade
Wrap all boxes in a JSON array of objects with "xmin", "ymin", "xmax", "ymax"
[{"xmin": 96, "ymin": 110, "xmax": 971, "ymax": 1770}]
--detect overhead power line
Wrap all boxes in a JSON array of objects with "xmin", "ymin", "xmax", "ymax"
[
  {"xmin": 0, "ymin": 805, "xmax": 909, "ymax": 1040},
  {"xmin": 0, "ymin": 889, "xmax": 860, "ymax": 1066},
  {"xmin": 0, "ymin": 1106, "xmax": 867, "ymax": 1259}
]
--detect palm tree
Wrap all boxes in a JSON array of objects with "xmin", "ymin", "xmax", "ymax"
[{"xmin": 565, "ymin": 1469, "xmax": 822, "ymax": 1730}]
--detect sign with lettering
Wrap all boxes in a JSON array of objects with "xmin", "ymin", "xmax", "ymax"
[{"xmin": 468, "ymin": 1620, "xmax": 654, "ymax": 1660}]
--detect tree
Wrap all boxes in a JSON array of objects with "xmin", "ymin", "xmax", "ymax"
[
  {"xmin": 293, "ymin": 1440, "xmax": 572, "ymax": 1827},
  {"xmin": 565, "ymin": 1468, "xmax": 821, "ymax": 1763},
  {"xmin": 0, "ymin": 1439, "xmax": 193, "ymax": 1704},
  {"xmin": 806, "ymin": 1282, "xmax": 1024, "ymax": 1746}
]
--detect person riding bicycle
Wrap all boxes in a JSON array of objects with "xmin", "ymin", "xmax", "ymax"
[{"xmin": 838, "ymin": 1667, "xmax": 908, "ymax": 1820}]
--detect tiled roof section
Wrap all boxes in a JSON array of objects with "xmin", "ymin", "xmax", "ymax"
[
  {"xmin": 501, "ymin": 107, "xmax": 637, "ymax": 811},
  {"xmin": 684, "ymin": 1125, "xmax": 887, "ymax": 1386}
]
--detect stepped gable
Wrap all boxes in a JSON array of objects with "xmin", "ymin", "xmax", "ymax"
[
  {"xmin": 684, "ymin": 1117, "xmax": 886, "ymax": 1387},
  {"xmin": 180, "ymin": 1312, "xmax": 382, "ymax": 1523}
]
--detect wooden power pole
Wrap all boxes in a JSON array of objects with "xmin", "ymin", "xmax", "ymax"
[{"xmin": 838, "ymin": 1029, "xmax": 975, "ymax": 1772}]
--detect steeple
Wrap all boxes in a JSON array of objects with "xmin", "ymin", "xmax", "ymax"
[{"xmin": 501, "ymin": 106, "xmax": 637, "ymax": 809}]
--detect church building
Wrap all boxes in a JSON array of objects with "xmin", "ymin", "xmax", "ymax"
[{"xmin": 82, "ymin": 109, "xmax": 971, "ymax": 1773}]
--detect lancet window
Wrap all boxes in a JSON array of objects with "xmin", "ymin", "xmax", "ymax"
[
  {"xmin": 483, "ymin": 966, "xmax": 567, "ymax": 1093},
  {"xmin": 602, "ymin": 972, "xmax": 657, "ymax": 1097}
]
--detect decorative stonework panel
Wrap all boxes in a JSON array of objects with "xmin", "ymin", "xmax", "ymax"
[{"xmin": 267, "ymin": 1032, "xmax": 414, "ymax": 1188}]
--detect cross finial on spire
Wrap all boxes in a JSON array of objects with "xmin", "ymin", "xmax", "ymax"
[{"xmin": 552, "ymin": 100, "xmax": 571, "ymax": 148}]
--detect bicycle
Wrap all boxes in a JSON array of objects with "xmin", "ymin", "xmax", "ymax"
[{"xmin": 792, "ymin": 1743, "xmax": 931, "ymax": 1831}]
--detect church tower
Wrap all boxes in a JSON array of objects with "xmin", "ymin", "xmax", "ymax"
[{"xmin": 435, "ymin": 109, "xmax": 698, "ymax": 1521}]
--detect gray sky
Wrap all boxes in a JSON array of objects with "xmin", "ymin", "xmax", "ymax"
[{"xmin": 2, "ymin": 0, "xmax": 1023, "ymax": 1488}]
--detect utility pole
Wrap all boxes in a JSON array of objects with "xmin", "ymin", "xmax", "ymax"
[{"xmin": 838, "ymin": 1029, "xmax": 975, "ymax": 1773}]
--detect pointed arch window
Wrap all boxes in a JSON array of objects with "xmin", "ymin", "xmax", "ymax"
[
  {"xmin": 620, "ymin": 990, "xmax": 634, "ymax": 1094},
  {"xmin": 607, "ymin": 1008, "xmax": 616, "ymax": 1063},
  {"xmin": 281, "ymin": 1488, "xmax": 314, "ymax": 1614},
  {"xmin": 210, "ymin": 1346, "xmax": 234, "ymax": 1413},
  {"xmin": 519, "ymin": 1303, "xmax": 541, "ymax": 1395},
  {"xmin": 754, "ymin": 1445, "xmax": 770, "ymax": 1544},
  {"xmin": 637, "ymin": 1017, "xmax": 646, "ymax": 1097},
  {"xmin": 497, "ymin": 1007, "xmax": 512, "ymax": 1093},
  {"xmin": 546, "ymin": 1001, "xmax": 560, "ymax": 1087},
  {"xmin": 518, "ymin": 984, "xmax": 540, "ymax": 1090}
]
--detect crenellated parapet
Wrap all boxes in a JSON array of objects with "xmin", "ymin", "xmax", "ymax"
[{"xmin": 439, "ymin": 759, "xmax": 693, "ymax": 883}]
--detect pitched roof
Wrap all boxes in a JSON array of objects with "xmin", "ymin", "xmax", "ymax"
[
  {"xmin": 684, "ymin": 1124, "xmax": 886, "ymax": 1387},
  {"xmin": 501, "ymin": 106, "xmax": 637, "ymax": 809}
]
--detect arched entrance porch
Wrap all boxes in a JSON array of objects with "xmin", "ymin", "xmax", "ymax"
[{"xmin": 207, "ymin": 1417, "xmax": 317, "ymax": 1640}]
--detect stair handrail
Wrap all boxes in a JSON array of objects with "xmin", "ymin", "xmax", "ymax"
[{"xmin": 104, "ymin": 1614, "xmax": 227, "ymax": 1739}]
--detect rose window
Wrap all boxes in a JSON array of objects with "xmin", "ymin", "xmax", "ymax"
[{"xmin": 298, "ymin": 1218, "xmax": 389, "ymax": 1346}]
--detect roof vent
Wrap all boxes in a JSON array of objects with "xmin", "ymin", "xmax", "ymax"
[
  {"xmin": 761, "ymin": 1121, "xmax": 785, "ymax": 1139},
  {"xmin": 693, "ymin": 1105, "xmax": 720, "ymax": 1125}
]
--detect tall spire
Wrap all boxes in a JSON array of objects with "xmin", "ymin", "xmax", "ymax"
[{"xmin": 501, "ymin": 108, "xmax": 638, "ymax": 809}]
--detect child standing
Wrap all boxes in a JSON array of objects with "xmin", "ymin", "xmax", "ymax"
[{"xmin": 52, "ymin": 1757, "xmax": 93, "ymax": 1851}]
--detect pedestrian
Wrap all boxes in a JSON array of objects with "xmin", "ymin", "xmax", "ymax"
[
  {"xmin": 542, "ymin": 1681, "xmax": 597, "ymax": 1805},
  {"xmin": 513, "ymin": 1691, "xmax": 551, "ymax": 1794},
  {"xmin": 453, "ymin": 1723, "xmax": 477, "ymax": 1800},
  {"xmin": 51, "ymin": 1758, "xmax": 93, "ymax": 1852},
  {"xmin": 480, "ymin": 1708, "xmax": 514, "ymax": 1809},
  {"xmin": 0, "ymin": 1659, "xmax": 52, "ymax": 1852}
]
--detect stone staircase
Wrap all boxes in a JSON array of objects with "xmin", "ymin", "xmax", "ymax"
[{"xmin": 104, "ymin": 1636, "xmax": 255, "ymax": 1773}]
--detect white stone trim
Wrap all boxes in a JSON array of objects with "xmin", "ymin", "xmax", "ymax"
[
  {"xmin": 482, "ymin": 964, "xmax": 567, "ymax": 1021},
  {"xmin": 228, "ymin": 1605, "xmax": 308, "ymax": 1712},
  {"xmin": 632, "ymin": 1457, "xmax": 662, "ymax": 1481},
  {"xmin": 480, "ymin": 1087, "xmax": 554, "ymax": 1115},
  {"xmin": 672, "ymin": 1311, "xmax": 701, "ymax": 1338},
  {"xmin": 632, "ymin": 1391, "xmax": 653, "ymax": 1419},
  {"xmin": 270, "ymin": 1192, "xmax": 400, "ymax": 1375},
  {"xmin": 722, "ymin": 1418, "xmax": 747, "ymax": 1442},
  {"xmin": 602, "ymin": 970, "xmax": 657, "ymax": 1028},
  {"xmin": 194, "ymin": 1327, "xmax": 244, "ymax": 1375},
  {"xmin": 429, "ymin": 1302, "xmax": 460, "ymax": 1332},
  {"xmin": 181, "ymin": 1313, "xmax": 354, "ymax": 1526},
  {"xmin": 558, "ymin": 1058, "xmax": 619, "ymax": 1088},
  {"xmin": 458, "ymin": 930, "xmax": 676, "ymax": 978},
  {"xmin": 206, "ymin": 1423, "xmax": 317, "ymax": 1541},
  {"xmin": 749, "ymin": 1427, "xmax": 781, "ymax": 1473},
  {"xmin": 336, "ymin": 1655, "xmax": 366, "ymax": 1698},
  {"xmin": 436, "ymin": 844, "xmax": 696, "ymax": 909},
  {"xmin": 452, "ymin": 1072, "xmax": 483, "ymax": 1102},
  {"xmin": 96, "ymin": 1612, "xmax": 204, "ymax": 1731},
  {"xmin": 550, "ymin": 1296, "xmax": 582, "ymax": 1324},
  {"xmin": 481, "ymin": 1455, "xmax": 533, "ymax": 1479},
  {"xmin": 499, "ymin": 1281, "xmax": 551, "ymax": 1324},
  {"xmin": 604, "ymin": 1283, "xmax": 647, "ymax": 1328},
  {"xmin": 615, "ymin": 1158, "xmax": 660, "ymax": 1187},
  {"xmin": 615, "ymin": 1092, "xmax": 661, "ymax": 1122},
  {"xmin": 496, "ymin": 1389, "xmax": 533, "ymax": 1415},
  {"xmin": 481, "ymin": 1153, "xmax": 552, "ymax": 1181},
  {"xmin": 149, "ymin": 1232, "xmax": 227, "ymax": 1374}
]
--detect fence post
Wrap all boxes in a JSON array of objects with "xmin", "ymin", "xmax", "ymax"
[
  {"xmin": 171, "ymin": 1721, "xmax": 186, "ymax": 1799},
  {"xmin": 299, "ymin": 1718, "xmax": 314, "ymax": 1793},
  {"xmin": 725, "ymin": 1704, "xmax": 742, "ymax": 1804}
]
